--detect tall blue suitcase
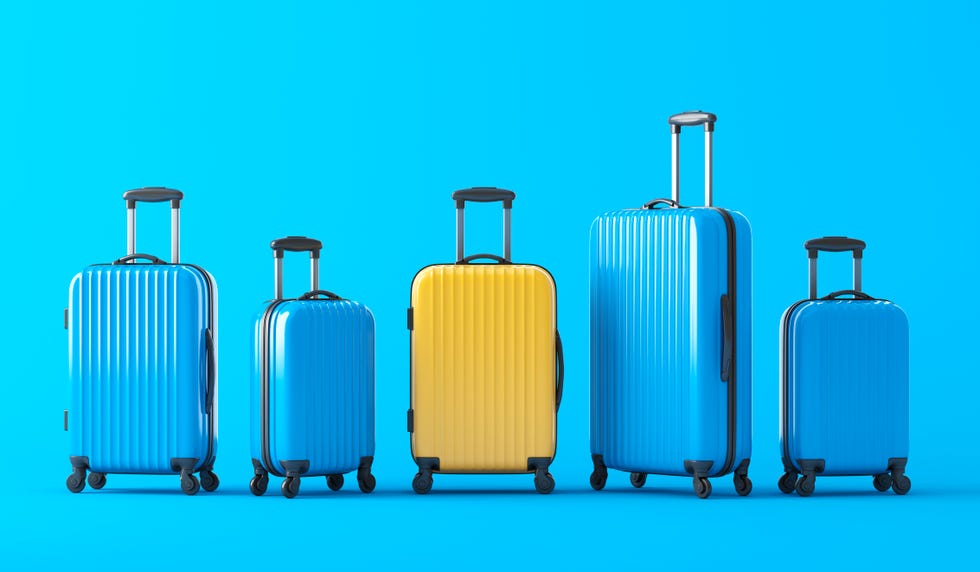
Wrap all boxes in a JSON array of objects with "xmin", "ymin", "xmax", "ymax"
[
  {"xmin": 778, "ymin": 237, "xmax": 911, "ymax": 496},
  {"xmin": 589, "ymin": 111, "xmax": 752, "ymax": 498},
  {"xmin": 249, "ymin": 237, "xmax": 376, "ymax": 498},
  {"xmin": 66, "ymin": 188, "xmax": 218, "ymax": 495}
]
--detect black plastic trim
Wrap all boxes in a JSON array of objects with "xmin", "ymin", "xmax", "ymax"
[
  {"xmin": 407, "ymin": 307, "xmax": 414, "ymax": 330},
  {"xmin": 805, "ymin": 236, "xmax": 865, "ymax": 258},
  {"xmin": 271, "ymin": 236, "xmax": 322, "ymax": 258},
  {"xmin": 684, "ymin": 459, "xmax": 714, "ymax": 478},
  {"xmin": 64, "ymin": 308, "xmax": 68, "ymax": 330},
  {"xmin": 63, "ymin": 410, "xmax": 69, "ymax": 431},
  {"xmin": 710, "ymin": 207, "xmax": 738, "ymax": 477},
  {"xmin": 123, "ymin": 187, "xmax": 183, "ymax": 207},
  {"xmin": 279, "ymin": 460, "xmax": 310, "ymax": 477},
  {"xmin": 456, "ymin": 253, "xmax": 510, "ymax": 265},
  {"xmin": 452, "ymin": 187, "xmax": 515, "ymax": 209},
  {"xmin": 407, "ymin": 409, "xmax": 414, "ymax": 433},
  {"xmin": 298, "ymin": 290, "xmax": 342, "ymax": 300},
  {"xmin": 821, "ymin": 289, "xmax": 872, "ymax": 300},
  {"xmin": 113, "ymin": 253, "xmax": 165, "ymax": 265}
]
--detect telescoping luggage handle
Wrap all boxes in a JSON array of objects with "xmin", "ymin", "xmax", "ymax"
[
  {"xmin": 122, "ymin": 187, "xmax": 183, "ymax": 264},
  {"xmin": 452, "ymin": 187, "xmax": 515, "ymax": 264},
  {"xmin": 805, "ymin": 236, "xmax": 866, "ymax": 300},
  {"xmin": 271, "ymin": 236, "xmax": 330, "ymax": 300},
  {"xmin": 644, "ymin": 111, "xmax": 717, "ymax": 209}
]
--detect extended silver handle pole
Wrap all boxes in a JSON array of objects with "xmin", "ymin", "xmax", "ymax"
[
  {"xmin": 127, "ymin": 209, "xmax": 136, "ymax": 257},
  {"xmin": 311, "ymin": 256, "xmax": 319, "ymax": 291},
  {"xmin": 503, "ymin": 208, "xmax": 512, "ymax": 260},
  {"xmin": 854, "ymin": 258, "xmax": 862, "ymax": 292},
  {"xmin": 456, "ymin": 207, "xmax": 465, "ymax": 262},
  {"xmin": 171, "ymin": 205, "xmax": 180, "ymax": 264},
  {"xmin": 274, "ymin": 257, "xmax": 284, "ymax": 300},
  {"xmin": 809, "ymin": 258, "xmax": 818, "ymax": 300},
  {"xmin": 671, "ymin": 128, "xmax": 680, "ymax": 203},
  {"xmin": 704, "ymin": 126, "xmax": 713, "ymax": 207}
]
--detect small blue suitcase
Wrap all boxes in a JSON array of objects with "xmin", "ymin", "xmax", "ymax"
[
  {"xmin": 249, "ymin": 237, "xmax": 376, "ymax": 498},
  {"xmin": 66, "ymin": 188, "xmax": 218, "ymax": 495},
  {"xmin": 779, "ymin": 237, "xmax": 911, "ymax": 496},
  {"xmin": 589, "ymin": 111, "xmax": 752, "ymax": 498}
]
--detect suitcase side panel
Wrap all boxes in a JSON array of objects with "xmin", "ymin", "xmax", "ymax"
[
  {"xmin": 590, "ymin": 208, "xmax": 737, "ymax": 476},
  {"xmin": 264, "ymin": 300, "xmax": 376, "ymax": 475},
  {"xmin": 730, "ymin": 211, "xmax": 753, "ymax": 469},
  {"xmin": 68, "ymin": 265, "xmax": 212, "ymax": 474},
  {"xmin": 410, "ymin": 264, "xmax": 557, "ymax": 473},
  {"xmin": 784, "ymin": 300, "xmax": 909, "ymax": 474}
]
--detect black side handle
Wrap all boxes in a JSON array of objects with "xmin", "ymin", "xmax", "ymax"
[
  {"xmin": 113, "ymin": 253, "xmax": 165, "ymax": 265},
  {"xmin": 457, "ymin": 253, "xmax": 510, "ymax": 265},
  {"xmin": 298, "ymin": 290, "xmax": 343, "ymax": 300},
  {"xmin": 643, "ymin": 198, "xmax": 681, "ymax": 209},
  {"xmin": 271, "ymin": 236, "xmax": 322, "ymax": 259},
  {"xmin": 555, "ymin": 330, "xmax": 564, "ymax": 411},
  {"xmin": 805, "ymin": 236, "xmax": 866, "ymax": 259},
  {"xmin": 668, "ymin": 111, "xmax": 717, "ymax": 131},
  {"xmin": 452, "ymin": 187, "xmax": 516, "ymax": 209},
  {"xmin": 123, "ymin": 187, "xmax": 183, "ymax": 208},
  {"xmin": 821, "ymin": 290, "xmax": 873, "ymax": 300},
  {"xmin": 204, "ymin": 329, "xmax": 215, "ymax": 415},
  {"xmin": 720, "ymin": 294, "xmax": 733, "ymax": 382}
]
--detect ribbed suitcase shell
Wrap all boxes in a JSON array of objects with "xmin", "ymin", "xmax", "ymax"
[
  {"xmin": 251, "ymin": 299, "xmax": 375, "ymax": 476},
  {"xmin": 68, "ymin": 264, "xmax": 216, "ymax": 474},
  {"xmin": 780, "ymin": 299, "xmax": 909, "ymax": 475},
  {"xmin": 590, "ymin": 207, "xmax": 751, "ymax": 477},
  {"xmin": 410, "ymin": 264, "xmax": 558, "ymax": 473}
]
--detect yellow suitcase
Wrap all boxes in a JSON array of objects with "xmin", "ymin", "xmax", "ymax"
[{"xmin": 408, "ymin": 188, "xmax": 563, "ymax": 494}]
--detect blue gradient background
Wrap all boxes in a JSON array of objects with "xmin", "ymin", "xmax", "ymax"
[{"xmin": 1, "ymin": 1, "xmax": 976, "ymax": 568}]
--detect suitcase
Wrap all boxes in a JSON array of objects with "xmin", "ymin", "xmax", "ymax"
[
  {"xmin": 589, "ymin": 111, "xmax": 752, "ymax": 498},
  {"xmin": 66, "ymin": 188, "xmax": 218, "ymax": 495},
  {"xmin": 407, "ymin": 188, "xmax": 564, "ymax": 494},
  {"xmin": 249, "ymin": 236, "xmax": 376, "ymax": 499},
  {"xmin": 778, "ymin": 237, "xmax": 911, "ymax": 496}
]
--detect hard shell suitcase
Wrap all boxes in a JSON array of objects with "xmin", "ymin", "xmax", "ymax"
[
  {"xmin": 66, "ymin": 188, "xmax": 219, "ymax": 495},
  {"xmin": 407, "ymin": 188, "xmax": 564, "ymax": 494},
  {"xmin": 589, "ymin": 112, "xmax": 752, "ymax": 498},
  {"xmin": 778, "ymin": 237, "xmax": 911, "ymax": 497},
  {"xmin": 250, "ymin": 237, "xmax": 376, "ymax": 499}
]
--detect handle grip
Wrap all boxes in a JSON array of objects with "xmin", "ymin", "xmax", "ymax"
[
  {"xmin": 271, "ymin": 236, "xmax": 322, "ymax": 258},
  {"xmin": 123, "ymin": 187, "xmax": 183, "ymax": 208},
  {"xmin": 668, "ymin": 111, "xmax": 717, "ymax": 130},
  {"xmin": 555, "ymin": 330, "xmax": 564, "ymax": 411},
  {"xmin": 457, "ymin": 253, "xmax": 509, "ymax": 265},
  {"xmin": 204, "ymin": 329, "xmax": 215, "ymax": 415},
  {"xmin": 271, "ymin": 236, "xmax": 322, "ymax": 299},
  {"xmin": 298, "ymin": 290, "xmax": 343, "ymax": 300},
  {"xmin": 113, "ymin": 253, "xmax": 165, "ymax": 265},
  {"xmin": 805, "ymin": 236, "xmax": 866, "ymax": 258},
  {"xmin": 452, "ymin": 187, "xmax": 515, "ymax": 208},
  {"xmin": 822, "ymin": 290, "xmax": 873, "ymax": 301}
]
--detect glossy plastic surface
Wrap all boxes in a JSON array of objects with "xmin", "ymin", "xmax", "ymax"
[
  {"xmin": 68, "ymin": 264, "xmax": 215, "ymax": 473},
  {"xmin": 781, "ymin": 299, "xmax": 909, "ymax": 474},
  {"xmin": 251, "ymin": 299, "xmax": 375, "ymax": 476},
  {"xmin": 590, "ymin": 207, "xmax": 751, "ymax": 477},
  {"xmin": 410, "ymin": 264, "xmax": 558, "ymax": 472}
]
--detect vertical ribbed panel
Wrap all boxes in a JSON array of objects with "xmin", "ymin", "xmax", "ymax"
[
  {"xmin": 410, "ymin": 264, "xmax": 557, "ymax": 473},
  {"xmin": 590, "ymin": 208, "xmax": 750, "ymax": 476},
  {"xmin": 68, "ymin": 265, "xmax": 212, "ymax": 474},
  {"xmin": 784, "ymin": 300, "xmax": 909, "ymax": 474},
  {"xmin": 265, "ymin": 300, "xmax": 376, "ymax": 475}
]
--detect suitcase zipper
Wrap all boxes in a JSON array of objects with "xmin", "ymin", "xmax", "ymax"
[{"xmin": 710, "ymin": 208, "xmax": 738, "ymax": 477}]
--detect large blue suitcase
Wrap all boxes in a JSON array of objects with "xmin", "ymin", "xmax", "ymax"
[
  {"xmin": 778, "ymin": 237, "xmax": 911, "ymax": 496},
  {"xmin": 249, "ymin": 237, "xmax": 376, "ymax": 498},
  {"xmin": 66, "ymin": 188, "xmax": 218, "ymax": 495},
  {"xmin": 589, "ymin": 112, "xmax": 752, "ymax": 498}
]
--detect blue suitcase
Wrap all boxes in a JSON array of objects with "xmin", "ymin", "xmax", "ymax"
[
  {"xmin": 589, "ymin": 111, "xmax": 752, "ymax": 498},
  {"xmin": 249, "ymin": 237, "xmax": 376, "ymax": 498},
  {"xmin": 66, "ymin": 188, "xmax": 218, "ymax": 495},
  {"xmin": 778, "ymin": 237, "xmax": 911, "ymax": 496}
]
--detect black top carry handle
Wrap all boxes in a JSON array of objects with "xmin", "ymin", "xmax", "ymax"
[
  {"xmin": 452, "ymin": 187, "xmax": 515, "ymax": 209},
  {"xmin": 270, "ymin": 236, "xmax": 322, "ymax": 299},
  {"xmin": 123, "ymin": 187, "xmax": 184, "ymax": 208},
  {"xmin": 805, "ymin": 236, "xmax": 867, "ymax": 299}
]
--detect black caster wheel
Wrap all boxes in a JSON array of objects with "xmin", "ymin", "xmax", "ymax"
[
  {"xmin": 796, "ymin": 474, "xmax": 815, "ymax": 497},
  {"xmin": 589, "ymin": 468, "xmax": 607, "ymax": 491},
  {"xmin": 534, "ymin": 472, "xmax": 556, "ymax": 494},
  {"xmin": 326, "ymin": 474, "xmax": 344, "ymax": 491},
  {"xmin": 357, "ymin": 472, "xmax": 376, "ymax": 494},
  {"xmin": 734, "ymin": 474, "xmax": 752, "ymax": 496},
  {"xmin": 66, "ymin": 469, "xmax": 86, "ymax": 493},
  {"xmin": 873, "ymin": 473, "xmax": 893, "ymax": 492},
  {"xmin": 180, "ymin": 472, "xmax": 201, "ymax": 496},
  {"xmin": 891, "ymin": 473, "xmax": 911, "ymax": 495},
  {"xmin": 629, "ymin": 472, "xmax": 647, "ymax": 488},
  {"xmin": 777, "ymin": 472, "xmax": 798, "ymax": 494},
  {"xmin": 412, "ymin": 471, "xmax": 433, "ymax": 495},
  {"xmin": 200, "ymin": 469, "xmax": 219, "ymax": 492},
  {"xmin": 693, "ymin": 477, "xmax": 712, "ymax": 499},
  {"xmin": 249, "ymin": 474, "xmax": 268, "ymax": 496},
  {"xmin": 87, "ymin": 472, "xmax": 107, "ymax": 490},
  {"xmin": 281, "ymin": 476, "xmax": 301, "ymax": 498}
]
